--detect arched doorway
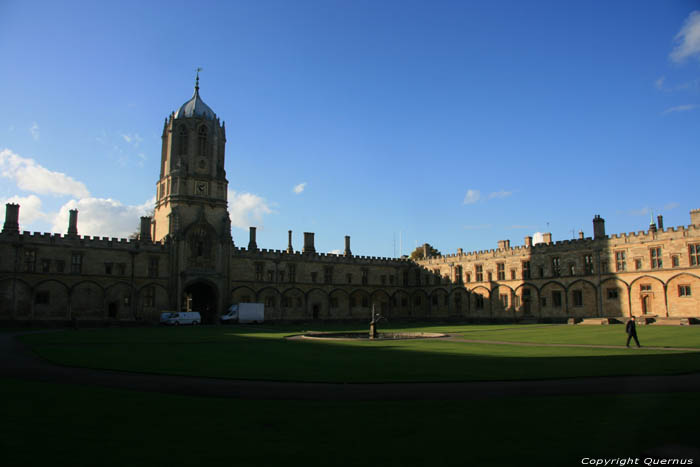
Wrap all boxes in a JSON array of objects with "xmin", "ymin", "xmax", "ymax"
[{"xmin": 183, "ymin": 282, "xmax": 218, "ymax": 324}]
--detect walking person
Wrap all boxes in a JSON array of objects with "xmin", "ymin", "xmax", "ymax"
[{"xmin": 626, "ymin": 316, "xmax": 641, "ymax": 348}]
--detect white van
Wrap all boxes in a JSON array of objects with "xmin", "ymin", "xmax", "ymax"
[{"xmin": 162, "ymin": 312, "xmax": 201, "ymax": 326}]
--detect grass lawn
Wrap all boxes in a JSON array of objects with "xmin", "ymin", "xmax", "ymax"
[
  {"xmin": 2, "ymin": 377, "xmax": 698, "ymax": 467},
  {"xmin": 19, "ymin": 324, "xmax": 700, "ymax": 382}
]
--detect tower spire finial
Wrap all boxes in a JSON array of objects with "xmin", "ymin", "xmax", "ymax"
[{"xmin": 195, "ymin": 67, "xmax": 202, "ymax": 93}]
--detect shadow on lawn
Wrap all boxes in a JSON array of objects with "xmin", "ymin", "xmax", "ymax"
[{"xmin": 22, "ymin": 326, "xmax": 700, "ymax": 383}]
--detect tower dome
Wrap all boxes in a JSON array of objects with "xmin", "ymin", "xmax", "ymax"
[{"xmin": 174, "ymin": 72, "xmax": 216, "ymax": 120}]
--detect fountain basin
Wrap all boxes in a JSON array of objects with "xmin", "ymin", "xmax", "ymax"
[{"xmin": 296, "ymin": 332, "xmax": 447, "ymax": 340}]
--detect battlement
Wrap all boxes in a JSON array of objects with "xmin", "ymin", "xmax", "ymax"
[
  {"xmin": 233, "ymin": 245, "xmax": 410, "ymax": 266},
  {"xmin": 2, "ymin": 230, "xmax": 168, "ymax": 251}
]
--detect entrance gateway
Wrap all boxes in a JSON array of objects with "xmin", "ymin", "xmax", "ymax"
[{"xmin": 183, "ymin": 282, "xmax": 218, "ymax": 324}]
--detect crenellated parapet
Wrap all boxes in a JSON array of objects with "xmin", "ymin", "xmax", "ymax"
[
  {"xmin": 232, "ymin": 246, "xmax": 411, "ymax": 266},
  {"xmin": 3, "ymin": 230, "xmax": 169, "ymax": 252}
]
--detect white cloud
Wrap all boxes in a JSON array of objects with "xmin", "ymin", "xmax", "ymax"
[
  {"xmin": 628, "ymin": 207, "xmax": 650, "ymax": 216},
  {"xmin": 463, "ymin": 189, "xmax": 481, "ymax": 204},
  {"xmin": 228, "ymin": 190, "xmax": 274, "ymax": 229},
  {"xmin": 121, "ymin": 133, "xmax": 143, "ymax": 146},
  {"xmin": 532, "ymin": 232, "xmax": 545, "ymax": 245},
  {"xmin": 30, "ymin": 122, "xmax": 39, "ymax": 141},
  {"xmin": 662, "ymin": 104, "xmax": 697, "ymax": 115},
  {"xmin": 0, "ymin": 149, "xmax": 90, "ymax": 198},
  {"xmin": 293, "ymin": 182, "xmax": 307, "ymax": 194},
  {"xmin": 655, "ymin": 76, "xmax": 666, "ymax": 90},
  {"xmin": 664, "ymin": 202, "xmax": 680, "ymax": 210},
  {"xmin": 488, "ymin": 190, "xmax": 512, "ymax": 200},
  {"xmin": 0, "ymin": 194, "xmax": 46, "ymax": 225},
  {"xmin": 50, "ymin": 197, "xmax": 154, "ymax": 238},
  {"xmin": 671, "ymin": 11, "xmax": 700, "ymax": 63},
  {"xmin": 328, "ymin": 249, "xmax": 342, "ymax": 255},
  {"xmin": 464, "ymin": 189, "xmax": 513, "ymax": 205}
]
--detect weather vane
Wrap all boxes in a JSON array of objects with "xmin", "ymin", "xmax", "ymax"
[{"xmin": 195, "ymin": 67, "xmax": 203, "ymax": 90}]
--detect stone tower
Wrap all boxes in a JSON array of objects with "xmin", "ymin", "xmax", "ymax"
[
  {"xmin": 153, "ymin": 74, "xmax": 232, "ymax": 322},
  {"xmin": 153, "ymin": 73, "xmax": 231, "ymax": 243}
]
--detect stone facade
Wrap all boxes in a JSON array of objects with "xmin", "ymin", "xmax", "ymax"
[
  {"xmin": 415, "ymin": 214, "xmax": 700, "ymax": 320},
  {"xmin": 1, "ymin": 81, "xmax": 699, "ymax": 323}
]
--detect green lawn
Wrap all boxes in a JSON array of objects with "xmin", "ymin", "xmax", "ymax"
[
  {"xmin": 19, "ymin": 324, "xmax": 700, "ymax": 382},
  {"xmin": 2, "ymin": 377, "xmax": 698, "ymax": 467}
]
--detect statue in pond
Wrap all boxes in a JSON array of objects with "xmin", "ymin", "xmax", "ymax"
[{"xmin": 369, "ymin": 305, "xmax": 385, "ymax": 340}]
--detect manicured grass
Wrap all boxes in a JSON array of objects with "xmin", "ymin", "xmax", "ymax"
[
  {"xmin": 450, "ymin": 324, "xmax": 700, "ymax": 348},
  {"xmin": 2, "ymin": 377, "xmax": 698, "ymax": 467},
  {"xmin": 19, "ymin": 325, "xmax": 700, "ymax": 382}
]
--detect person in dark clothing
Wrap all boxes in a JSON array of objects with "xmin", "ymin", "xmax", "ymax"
[{"xmin": 626, "ymin": 316, "xmax": 641, "ymax": 347}]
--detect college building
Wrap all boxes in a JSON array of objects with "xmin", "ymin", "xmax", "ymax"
[{"xmin": 2, "ymin": 79, "xmax": 699, "ymax": 324}]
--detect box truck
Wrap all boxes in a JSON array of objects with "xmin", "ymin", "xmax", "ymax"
[{"xmin": 220, "ymin": 303, "xmax": 264, "ymax": 324}]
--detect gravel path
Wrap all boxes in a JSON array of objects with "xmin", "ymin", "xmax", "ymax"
[{"xmin": 3, "ymin": 331, "xmax": 700, "ymax": 401}]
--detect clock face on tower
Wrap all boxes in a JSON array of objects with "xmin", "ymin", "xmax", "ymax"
[{"xmin": 195, "ymin": 181, "xmax": 208, "ymax": 196}]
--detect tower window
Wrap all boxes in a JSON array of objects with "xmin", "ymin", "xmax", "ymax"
[
  {"xmin": 178, "ymin": 126, "xmax": 188, "ymax": 155},
  {"xmin": 198, "ymin": 126, "xmax": 208, "ymax": 157}
]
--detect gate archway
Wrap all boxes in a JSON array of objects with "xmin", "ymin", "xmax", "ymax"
[{"xmin": 183, "ymin": 281, "xmax": 218, "ymax": 324}]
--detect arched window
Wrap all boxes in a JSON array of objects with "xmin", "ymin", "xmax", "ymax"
[
  {"xmin": 198, "ymin": 126, "xmax": 208, "ymax": 157},
  {"xmin": 178, "ymin": 126, "xmax": 189, "ymax": 155}
]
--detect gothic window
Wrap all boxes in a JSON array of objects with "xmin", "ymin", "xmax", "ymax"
[
  {"xmin": 198, "ymin": 126, "xmax": 208, "ymax": 157},
  {"xmin": 615, "ymin": 251, "xmax": 626, "ymax": 271},
  {"xmin": 56, "ymin": 260, "xmax": 65, "ymax": 273},
  {"xmin": 475, "ymin": 294, "xmax": 484, "ymax": 310},
  {"xmin": 475, "ymin": 265, "xmax": 483, "ymax": 282},
  {"xmin": 584, "ymin": 254, "xmax": 594, "ymax": 275},
  {"xmin": 678, "ymin": 285, "xmax": 691, "ymax": 297},
  {"xmin": 362, "ymin": 269, "xmax": 369, "ymax": 285},
  {"xmin": 144, "ymin": 287, "xmax": 155, "ymax": 307},
  {"xmin": 24, "ymin": 250, "xmax": 36, "ymax": 272},
  {"xmin": 552, "ymin": 291, "xmax": 562, "ymax": 308},
  {"xmin": 497, "ymin": 263, "xmax": 505, "ymax": 281},
  {"xmin": 71, "ymin": 253, "xmax": 82, "ymax": 274},
  {"xmin": 690, "ymin": 244, "xmax": 700, "ymax": 266},
  {"xmin": 288, "ymin": 264, "xmax": 296, "ymax": 282},
  {"xmin": 650, "ymin": 247, "xmax": 662, "ymax": 269},
  {"xmin": 522, "ymin": 261, "xmax": 531, "ymax": 279},
  {"xmin": 456, "ymin": 265, "xmax": 463, "ymax": 284},
  {"xmin": 41, "ymin": 259, "xmax": 51, "ymax": 273},
  {"xmin": 148, "ymin": 258, "xmax": 159, "ymax": 277},
  {"xmin": 324, "ymin": 267, "xmax": 333, "ymax": 284},
  {"xmin": 573, "ymin": 290, "xmax": 583, "ymax": 307},
  {"xmin": 551, "ymin": 257, "xmax": 561, "ymax": 277},
  {"xmin": 178, "ymin": 126, "xmax": 189, "ymax": 155}
]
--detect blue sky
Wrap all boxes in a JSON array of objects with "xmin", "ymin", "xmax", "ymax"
[{"xmin": 1, "ymin": 1, "xmax": 699, "ymax": 257}]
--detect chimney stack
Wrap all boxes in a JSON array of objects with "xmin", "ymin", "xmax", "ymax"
[
  {"xmin": 497, "ymin": 240, "xmax": 506, "ymax": 250},
  {"xmin": 2, "ymin": 203, "xmax": 19, "ymax": 234},
  {"xmin": 303, "ymin": 232, "xmax": 315, "ymax": 254},
  {"xmin": 578, "ymin": 230, "xmax": 584, "ymax": 240},
  {"xmin": 593, "ymin": 215, "xmax": 605, "ymax": 239},
  {"xmin": 67, "ymin": 209, "xmax": 78, "ymax": 236},
  {"xmin": 657, "ymin": 215, "xmax": 664, "ymax": 230},
  {"xmin": 457, "ymin": 248, "xmax": 463, "ymax": 255},
  {"xmin": 423, "ymin": 243, "xmax": 429, "ymax": 259},
  {"xmin": 543, "ymin": 233, "xmax": 552, "ymax": 244},
  {"xmin": 140, "ymin": 216, "xmax": 152, "ymax": 242},
  {"xmin": 524, "ymin": 236, "xmax": 533, "ymax": 248},
  {"xmin": 248, "ymin": 227, "xmax": 258, "ymax": 251},
  {"xmin": 286, "ymin": 230, "xmax": 293, "ymax": 253},
  {"xmin": 344, "ymin": 235, "xmax": 351, "ymax": 256}
]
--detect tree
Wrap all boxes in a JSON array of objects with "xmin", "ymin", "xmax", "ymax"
[{"xmin": 409, "ymin": 243, "xmax": 441, "ymax": 260}]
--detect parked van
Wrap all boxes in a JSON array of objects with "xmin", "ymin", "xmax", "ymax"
[
  {"xmin": 162, "ymin": 312, "xmax": 201, "ymax": 326},
  {"xmin": 220, "ymin": 303, "xmax": 264, "ymax": 324},
  {"xmin": 159, "ymin": 312, "xmax": 175, "ymax": 324}
]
